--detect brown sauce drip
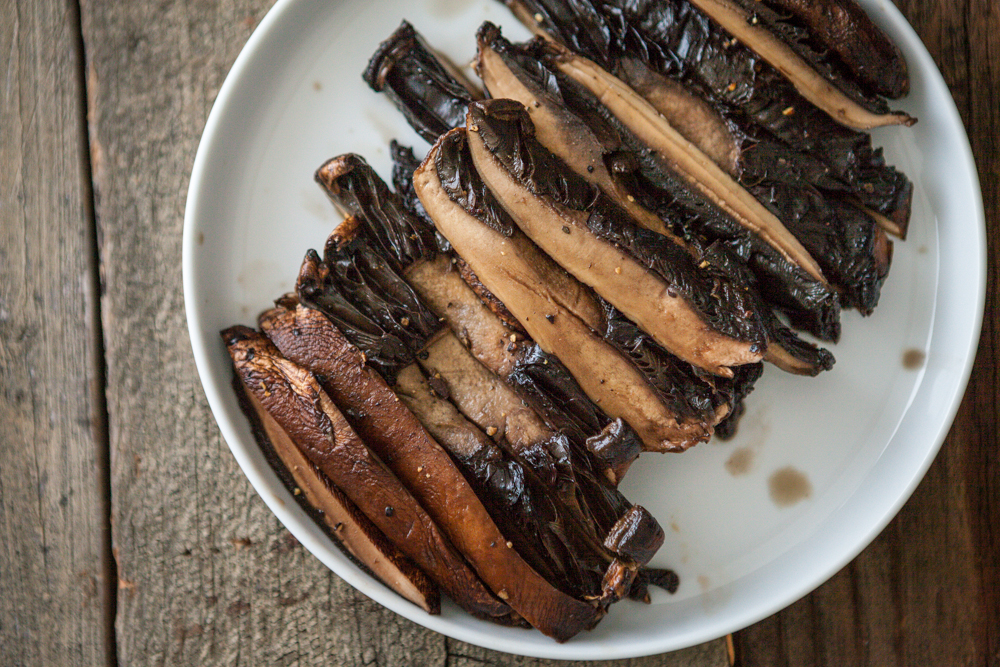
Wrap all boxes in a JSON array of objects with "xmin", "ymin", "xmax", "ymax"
[
  {"xmin": 768, "ymin": 467, "xmax": 812, "ymax": 507},
  {"xmin": 725, "ymin": 447, "xmax": 754, "ymax": 476},
  {"xmin": 902, "ymin": 349, "xmax": 926, "ymax": 369},
  {"xmin": 427, "ymin": 0, "xmax": 467, "ymax": 17}
]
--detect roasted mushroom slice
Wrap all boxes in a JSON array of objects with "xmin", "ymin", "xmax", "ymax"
[
  {"xmin": 222, "ymin": 326, "xmax": 516, "ymax": 625},
  {"xmin": 368, "ymin": 27, "xmax": 839, "ymax": 344},
  {"xmin": 737, "ymin": 0, "xmax": 909, "ymax": 99},
  {"xmin": 535, "ymin": 43, "xmax": 827, "ymax": 283},
  {"xmin": 255, "ymin": 308, "xmax": 604, "ymax": 641},
  {"xmin": 404, "ymin": 257, "xmax": 626, "ymax": 452},
  {"xmin": 428, "ymin": 127, "xmax": 773, "ymax": 409},
  {"xmin": 394, "ymin": 363, "xmax": 645, "ymax": 605},
  {"xmin": 611, "ymin": 56, "xmax": 909, "ymax": 242},
  {"xmin": 464, "ymin": 101, "xmax": 764, "ymax": 375},
  {"xmin": 612, "ymin": 58, "xmax": 741, "ymax": 177},
  {"xmin": 405, "ymin": 254, "xmax": 647, "ymax": 484},
  {"xmin": 416, "ymin": 129, "xmax": 725, "ymax": 450},
  {"xmin": 234, "ymin": 378, "xmax": 439, "ymax": 614},
  {"xmin": 474, "ymin": 22, "xmax": 676, "ymax": 240},
  {"xmin": 418, "ymin": 333, "xmax": 554, "ymax": 456},
  {"xmin": 683, "ymin": 0, "xmax": 914, "ymax": 129},
  {"xmin": 504, "ymin": 0, "xmax": 913, "ymax": 234},
  {"xmin": 474, "ymin": 28, "xmax": 884, "ymax": 313},
  {"xmin": 363, "ymin": 20, "xmax": 480, "ymax": 143}
]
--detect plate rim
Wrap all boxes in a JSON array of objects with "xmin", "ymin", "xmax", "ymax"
[{"xmin": 182, "ymin": 0, "xmax": 986, "ymax": 659}]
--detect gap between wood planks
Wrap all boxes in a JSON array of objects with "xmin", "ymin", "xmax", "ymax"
[{"xmin": 67, "ymin": 0, "xmax": 118, "ymax": 664}]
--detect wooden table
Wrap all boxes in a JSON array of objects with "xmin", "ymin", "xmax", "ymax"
[{"xmin": 2, "ymin": 0, "xmax": 996, "ymax": 664}]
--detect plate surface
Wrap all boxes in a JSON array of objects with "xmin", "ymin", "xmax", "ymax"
[{"xmin": 183, "ymin": 0, "xmax": 985, "ymax": 659}]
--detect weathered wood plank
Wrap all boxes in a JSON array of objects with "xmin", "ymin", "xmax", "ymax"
[
  {"xmin": 78, "ymin": 0, "xmax": 452, "ymax": 663},
  {"xmin": 445, "ymin": 637, "xmax": 731, "ymax": 666},
  {"xmin": 0, "ymin": 0, "xmax": 111, "ymax": 665},
  {"xmin": 734, "ymin": 0, "xmax": 1000, "ymax": 665}
]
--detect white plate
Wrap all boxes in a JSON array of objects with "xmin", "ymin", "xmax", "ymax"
[{"xmin": 183, "ymin": 0, "xmax": 985, "ymax": 659}]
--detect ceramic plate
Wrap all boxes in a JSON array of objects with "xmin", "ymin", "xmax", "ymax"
[{"xmin": 183, "ymin": 0, "xmax": 985, "ymax": 659}]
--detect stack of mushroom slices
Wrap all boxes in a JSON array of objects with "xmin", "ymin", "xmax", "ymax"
[{"xmin": 223, "ymin": 0, "xmax": 914, "ymax": 642}]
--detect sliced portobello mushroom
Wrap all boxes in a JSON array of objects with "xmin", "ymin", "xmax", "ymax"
[
  {"xmin": 464, "ymin": 100, "xmax": 764, "ymax": 375},
  {"xmin": 505, "ymin": 0, "xmax": 913, "ymax": 234},
  {"xmin": 612, "ymin": 58, "xmax": 741, "ymax": 178},
  {"xmin": 222, "ymin": 326, "xmax": 516, "ymax": 625},
  {"xmin": 234, "ymin": 377, "xmax": 439, "ymax": 614},
  {"xmin": 256, "ymin": 306, "xmax": 604, "ymax": 641},
  {"xmin": 683, "ymin": 0, "xmax": 914, "ymax": 129},
  {"xmin": 535, "ymin": 43, "xmax": 827, "ymax": 283},
  {"xmin": 418, "ymin": 331, "xmax": 553, "ymax": 453},
  {"xmin": 363, "ymin": 20, "xmax": 480, "ymax": 143},
  {"xmin": 618, "ymin": 57, "xmax": 908, "ymax": 245},
  {"xmin": 317, "ymin": 152, "xmax": 653, "ymax": 473},
  {"xmin": 416, "ymin": 129, "xmax": 722, "ymax": 451},
  {"xmin": 415, "ymin": 331, "xmax": 622, "ymax": 538},
  {"xmin": 743, "ymin": 0, "xmax": 909, "ymax": 99},
  {"xmin": 405, "ymin": 254, "xmax": 644, "ymax": 482},
  {"xmin": 394, "ymin": 363, "xmax": 645, "ymax": 605},
  {"xmin": 474, "ymin": 23, "xmax": 677, "ymax": 240},
  {"xmin": 370, "ymin": 30, "xmax": 838, "ymax": 350},
  {"xmin": 472, "ymin": 28, "xmax": 878, "ymax": 321},
  {"xmin": 407, "ymin": 255, "xmax": 526, "ymax": 377}
]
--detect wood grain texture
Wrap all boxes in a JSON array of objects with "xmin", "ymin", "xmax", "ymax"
[
  {"xmin": 0, "ymin": 0, "xmax": 990, "ymax": 664},
  {"xmin": 0, "ymin": 0, "xmax": 110, "ymax": 665},
  {"xmin": 445, "ymin": 638, "xmax": 730, "ymax": 666},
  {"xmin": 77, "ymin": 0, "xmax": 447, "ymax": 664},
  {"xmin": 733, "ymin": 1, "xmax": 1000, "ymax": 666}
]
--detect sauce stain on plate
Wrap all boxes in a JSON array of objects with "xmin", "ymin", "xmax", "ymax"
[
  {"xmin": 426, "ymin": 0, "xmax": 472, "ymax": 17},
  {"xmin": 902, "ymin": 348, "xmax": 926, "ymax": 369},
  {"xmin": 768, "ymin": 466, "xmax": 812, "ymax": 507},
  {"xmin": 725, "ymin": 447, "xmax": 755, "ymax": 476}
]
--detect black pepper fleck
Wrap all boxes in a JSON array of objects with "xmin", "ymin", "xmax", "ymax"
[
  {"xmin": 428, "ymin": 375, "xmax": 450, "ymax": 400},
  {"xmin": 385, "ymin": 506, "xmax": 394, "ymax": 517},
  {"xmin": 545, "ymin": 314, "xmax": 555, "ymax": 323},
  {"xmin": 561, "ymin": 226, "xmax": 571, "ymax": 234}
]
